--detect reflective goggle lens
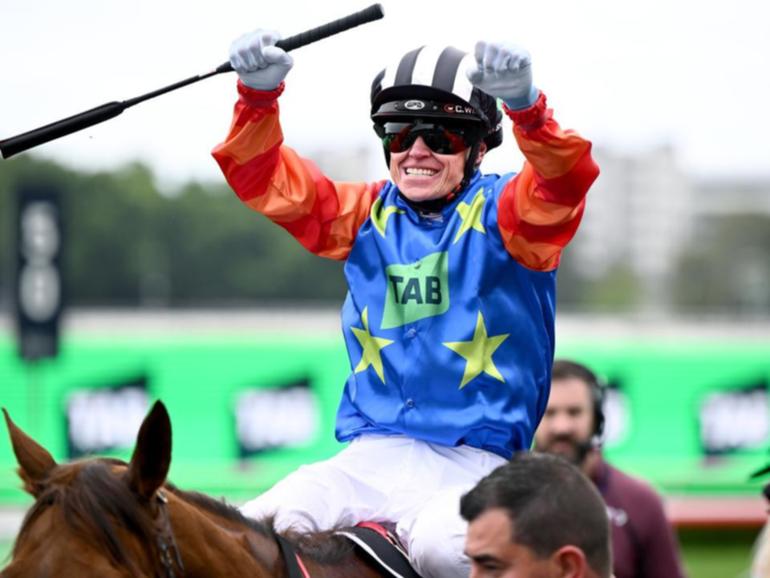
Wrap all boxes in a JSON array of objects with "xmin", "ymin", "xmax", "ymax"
[{"xmin": 380, "ymin": 123, "xmax": 478, "ymax": 155}]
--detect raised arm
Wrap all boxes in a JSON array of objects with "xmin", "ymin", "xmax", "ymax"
[
  {"xmin": 467, "ymin": 41, "xmax": 599, "ymax": 271},
  {"xmin": 498, "ymin": 94, "xmax": 598, "ymax": 271},
  {"xmin": 212, "ymin": 29, "xmax": 385, "ymax": 260}
]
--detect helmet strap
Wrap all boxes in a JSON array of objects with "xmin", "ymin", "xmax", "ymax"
[
  {"xmin": 460, "ymin": 141, "xmax": 482, "ymax": 191},
  {"xmin": 399, "ymin": 193, "xmax": 453, "ymax": 215}
]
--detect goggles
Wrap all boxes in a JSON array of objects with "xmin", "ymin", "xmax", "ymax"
[{"xmin": 375, "ymin": 122, "xmax": 482, "ymax": 155}]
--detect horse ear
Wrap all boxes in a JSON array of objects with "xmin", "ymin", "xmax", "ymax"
[
  {"xmin": 2, "ymin": 408, "xmax": 57, "ymax": 497},
  {"xmin": 127, "ymin": 401, "xmax": 172, "ymax": 500}
]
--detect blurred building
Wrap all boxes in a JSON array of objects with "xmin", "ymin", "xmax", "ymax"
[
  {"xmin": 695, "ymin": 178, "xmax": 770, "ymax": 217},
  {"xmin": 690, "ymin": 177, "xmax": 770, "ymax": 312},
  {"xmin": 569, "ymin": 146, "xmax": 695, "ymax": 311}
]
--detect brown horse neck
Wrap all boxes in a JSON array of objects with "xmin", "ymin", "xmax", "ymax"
[
  {"xmin": 164, "ymin": 488, "xmax": 383, "ymax": 578},
  {"xmin": 166, "ymin": 492, "xmax": 279, "ymax": 578}
]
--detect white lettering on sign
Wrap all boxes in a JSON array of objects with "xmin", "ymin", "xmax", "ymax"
[
  {"xmin": 603, "ymin": 388, "xmax": 630, "ymax": 448},
  {"xmin": 700, "ymin": 389, "xmax": 769, "ymax": 453},
  {"xmin": 67, "ymin": 388, "xmax": 149, "ymax": 453},
  {"xmin": 235, "ymin": 388, "xmax": 318, "ymax": 451}
]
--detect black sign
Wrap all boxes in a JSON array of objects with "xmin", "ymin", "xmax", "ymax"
[
  {"xmin": 14, "ymin": 185, "xmax": 64, "ymax": 362},
  {"xmin": 234, "ymin": 379, "xmax": 319, "ymax": 457}
]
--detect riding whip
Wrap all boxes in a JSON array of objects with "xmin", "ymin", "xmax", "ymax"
[{"xmin": 0, "ymin": 4, "xmax": 385, "ymax": 159}]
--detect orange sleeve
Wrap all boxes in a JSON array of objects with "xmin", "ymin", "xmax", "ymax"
[
  {"xmin": 212, "ymin": 82, "xmax": 386, "ymax": 260},
  {"xmin": 497, "ymin": 92, "xmax": 600, "ymax": 271}
]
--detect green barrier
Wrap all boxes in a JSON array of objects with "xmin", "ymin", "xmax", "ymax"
[
  {"xmin": 0, "ymin": 332, "xmax": 351, "ymax": 504},
  {"xmin": 1, "ymin": 327, "xmax": 769, "ymax": 505},
  {"xmin": 557, "ymin": 339, "xmax": 770, "ymax": 496}
]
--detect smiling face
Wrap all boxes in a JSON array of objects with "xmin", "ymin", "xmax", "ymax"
[{"xmin": 389, "ymin": 136, "xmax": 486, "ymax": 203}]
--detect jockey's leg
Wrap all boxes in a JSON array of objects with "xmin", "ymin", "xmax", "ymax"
[
  {"xmin": 399, "ymin": 486, "xmax": 471, "ymax": 578},
  {"xmin": 239, "ymin": 435, "xmax": 413, "ymax": 533},
  {"xmin": 392, "ymin": 443, "xmax": 507, "ymax": 578}
]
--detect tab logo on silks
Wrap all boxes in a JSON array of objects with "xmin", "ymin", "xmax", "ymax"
[{"xmin": 381, "ymin": 252, "xmax": 449, "ymax": 329}]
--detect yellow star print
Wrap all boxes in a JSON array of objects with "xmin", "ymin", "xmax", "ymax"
[
  {"xmin": 351, "ymin": 307, "xmax": 394, "ymax": 383},
  {"xmin": 453, "ymin": 188, "xmax": 486, "ymax": 244},
  {"xmin": 443, "ymin": 312, "xmax": 509, "ymax": 389},
  {"xmin": 371, "ymin": 197, "xmax": 405, "ymax": 238}
]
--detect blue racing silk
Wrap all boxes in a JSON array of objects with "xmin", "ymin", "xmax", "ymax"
[{"xmin": 336, "ymin": 171, "xmax": 556, "ymax": 459}]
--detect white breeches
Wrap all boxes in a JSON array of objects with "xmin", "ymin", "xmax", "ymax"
[{"xmin": 240, "ymin": 434, "xmax": 506, "ymax": 578}]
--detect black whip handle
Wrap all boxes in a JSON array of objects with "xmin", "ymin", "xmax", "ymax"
[{"xmin": 0, "ymin": 4, "xmax": 384, "ymax": 159}]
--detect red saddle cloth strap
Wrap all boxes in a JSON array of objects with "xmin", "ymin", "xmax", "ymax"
[
  {"xmin": 357, "ymin": 521, "xmax": 391, "ymax": 540},
  {"xmin": 335, "ymin": 522, "xmax": 423, "ymax": 578}
]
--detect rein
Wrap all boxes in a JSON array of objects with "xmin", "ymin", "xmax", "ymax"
[
  {"xmin": 275, "ymin": 533, "xmax": 312, "ymax": 578},
  {"xmin": 155, "ymin": 490, "xmax": 185, "ymax": 578}
]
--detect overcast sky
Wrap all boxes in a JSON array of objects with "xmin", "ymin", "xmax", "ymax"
[{"xmin": 2, "ymin": 0, "xmax": 769, "ymax": 187}]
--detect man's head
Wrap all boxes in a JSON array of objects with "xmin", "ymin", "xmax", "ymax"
[
  {"xmin": 534, "ymin": 359, "xmax": 605, "ymax": 467},
  {"xmin": 370, "ymin": 45, "xmax": 502, "ymax": 203},
  {"xmin": 461, "ymin": 452, "xmax": 612, "ymax": 578}
]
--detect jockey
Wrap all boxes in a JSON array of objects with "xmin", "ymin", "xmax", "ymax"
[{"xmin": 213, "ymin": 30, "xmax": 599, "ymax": 578}]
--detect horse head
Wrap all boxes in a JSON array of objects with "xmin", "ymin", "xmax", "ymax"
[
  {"xmin": 1, "ymin": 402, "xmax": 390, "ymax": 578},
  {"xmin": 1, "ymin": 402, "xmax": 179, "ymax": 578}
]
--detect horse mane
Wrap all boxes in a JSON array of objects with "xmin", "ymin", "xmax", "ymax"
[
  {"xmin": 166, "ymin": 484, "xmax": 274, "ymax": 537},
  {"xmin": 167, "ymin": 485, "xmax": 357, "ymax": 564},
  {"xmin": 287, "ymin": 528, "xmax": 357, "ymax": 564}
]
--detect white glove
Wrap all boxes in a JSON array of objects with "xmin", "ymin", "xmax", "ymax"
[
  {"xmin": 466, "ymin": 41, "xmax": 539, "ymax": 110},
  {"xmin": 229, "ymin": 29, "xmax": 293, "ymax": 91}
]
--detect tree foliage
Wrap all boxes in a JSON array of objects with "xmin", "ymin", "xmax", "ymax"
[
  {"xmin": 0, "ymin": 156, "xmax": 346, "ymax": 308},
  {"xmin": 2, "ymin": 156, "xmax": 767, "ymax": 314}
]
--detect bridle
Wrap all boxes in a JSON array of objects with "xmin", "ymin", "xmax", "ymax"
[
  {"xmin": 153, "ymin": 489, "xmax": 308, "ymax": 578},
  {"xmin": 154, "ymin": 490, "xmax": 185, "ymax": 578}
]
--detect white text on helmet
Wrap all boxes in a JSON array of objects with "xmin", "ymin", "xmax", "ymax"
[{"xmin": 443, "ymin": 104, "xmax": 475, "ymax": 115}]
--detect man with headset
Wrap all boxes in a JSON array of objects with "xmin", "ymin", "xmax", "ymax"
[{"xmin": 534, "ymin": 359, "xmax": 687, "ymax": 578}]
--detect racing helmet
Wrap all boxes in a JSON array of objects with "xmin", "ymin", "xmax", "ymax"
[{"xmin": 370, "ymin": 45, "xmax": 503, "ymax": 173}]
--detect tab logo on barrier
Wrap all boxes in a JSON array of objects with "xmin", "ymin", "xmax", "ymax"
[
  {"xmin": 699, "ymin": 379, "xmax": 769, "ymax": 455},
  {"xmin": 234, "ymin": 379, "xmax": 320, "ymax": 456},
  {"xmin": 66, "ymin": 376, "xmax": 150, "ymax": 458}
]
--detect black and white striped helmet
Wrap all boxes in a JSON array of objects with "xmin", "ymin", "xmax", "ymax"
[{"xmin": 370, "ymin": 45, "xmax": 503, "ymax": 152}]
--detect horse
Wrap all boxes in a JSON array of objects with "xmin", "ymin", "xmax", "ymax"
[{"xmin": 1, "ymin": 401, "xmax": 413, "ymax": 578}]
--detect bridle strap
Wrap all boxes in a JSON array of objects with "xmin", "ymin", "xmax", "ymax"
[
  {"xmin": 275, "ymin": 533, "xmax": 311, "ymax": 578},
  {"xmin": 153, "ymin": 490, "xmax": 309, "ymax": 578},
  {"xmin": 155, "ymin": 490, "xmax": 185, "ymax": 578}
]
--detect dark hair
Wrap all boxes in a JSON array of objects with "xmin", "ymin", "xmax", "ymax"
[
  {"xmin": 460, "ymin": 452, "xmax": 611, "ymax": 577},
  {"xmin": 551, "ymin": 359, "xmax": 606, "ymax": 438}
]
